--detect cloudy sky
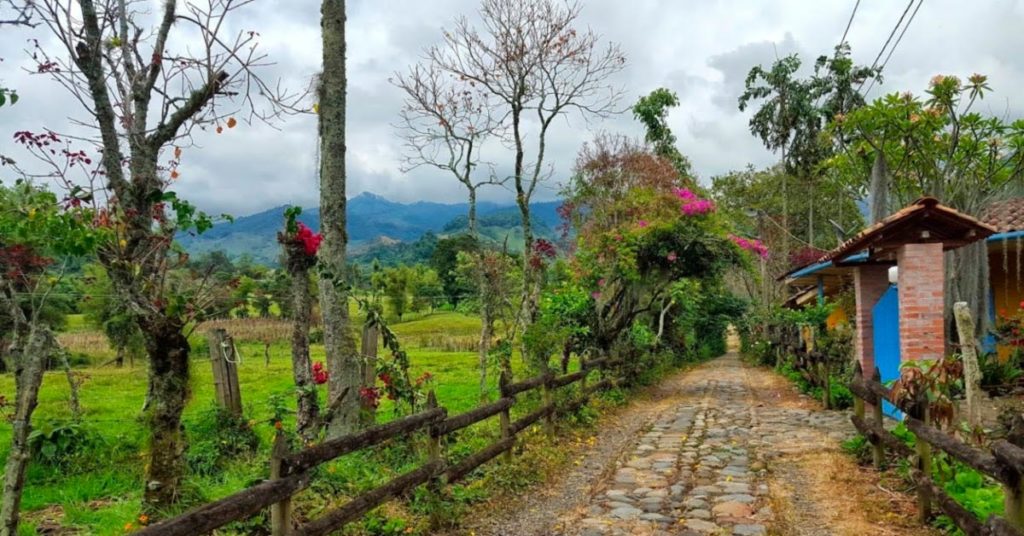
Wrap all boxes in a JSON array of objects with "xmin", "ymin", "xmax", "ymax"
[{"xmin": 2, "ymin": 0, "xmax": 1024, "ymax": 216}]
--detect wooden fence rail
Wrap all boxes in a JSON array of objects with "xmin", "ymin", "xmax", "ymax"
[
  {"xmin": 848, "ymin": 365, "xmax": 1024, "ymax": 536},
  {"xmin": 136, "ymin": 361, "xmax": 618, "ymax": 536}
]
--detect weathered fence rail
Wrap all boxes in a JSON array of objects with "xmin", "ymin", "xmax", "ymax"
[
  {"xmin": 765, "ymin": 326, "xmax": 835, "ymax": 408},
  {"xmin": 136, "ymin": 361, "xmax": 618, "ymax": 536},
  {"xmin": 849, "ymin": 365, "xmax": 1024, "ymax": 536}
]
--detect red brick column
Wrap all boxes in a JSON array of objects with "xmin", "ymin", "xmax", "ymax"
[
  {"xmin": 897, "ymin": 242, "xmax": 946, "ymax": 362},
  {"xmin": 854, "ymin": 265, "xmax": 890, "ymax": 375}
]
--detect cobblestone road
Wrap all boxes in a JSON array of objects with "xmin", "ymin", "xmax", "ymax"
[{"xmin": 559, "ymin": 353, "xmax": 852, "ymax": 536}]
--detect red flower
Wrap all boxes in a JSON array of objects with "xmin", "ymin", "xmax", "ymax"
[
  {"xmin": 378, "ymin": 372, "xmax": 392, "ymax": 386},
  {"xmin": 359, "ymin": 386, "xmax": 380, "ymax": 408},
  {"xmin": 312, "ymin": 361, "xmax": 328, "ymax": 384},
  {"xmin": 295, "ymin": 223, "xmax": 323, "ymax": 256}
]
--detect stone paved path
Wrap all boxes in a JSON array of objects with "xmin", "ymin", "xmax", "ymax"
[{"xmin": 560, "ymin": 353, "xmax": 852, "ymax": 536}]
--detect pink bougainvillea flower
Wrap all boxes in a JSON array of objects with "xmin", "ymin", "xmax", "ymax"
[
  {"xmin": 729, "ymin": 234, "xmax": 769, "ymax": 259},
  {"xmin": 637, "ymin": 220, "xmax": 649, "ymax": 228},
  {"xmin": 667, "ymin": 251, "xmax": 677, "ymax": 262},
  {"xmin": 673, "ymin": 187, "xmax": 697, "ymax": 201},
  {"xmin": 597, "ymin": 278, "xmax": 606, "ymax": 287},
  {"xmin": 295, "ymin": 222, "xmax": 323, "ymax": 256},
  {"xmin": 681, "ymin": 199, "xmax": 715, "ymax": 216},
  {"xmin": 591, "ymin": 291, "xmax": 601, "ymax": 300}
]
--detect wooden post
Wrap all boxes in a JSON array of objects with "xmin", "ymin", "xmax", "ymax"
[
  {"xmin": 425, "ymin": 390, "xmax": 444, "ymax": 527},
  {"xmin": 871, "ymin": 367, "xmax": 885, "ymax": 468},
  {"xmin": 1003, "ymin": 428, "xmax": 1024, "ymax": 529},
  {"xmin": 542, "ymin": 371, "xmax": 555, "ymax": 436},
  {"xmin": 270, "ymin": 433, "xmax": 292, "ymax": 536},
  {"xmin": 953, "ymin": 302, "xmax": 986, "ymax": 429},
  {"xmin": 360, "ymin": 324, "xmax": 379, "ymax": 425},
  {"xmin": 580, "ymin": 354, "xmax": 588, "ymax": 395},
  {"xmin": 499, "ymin": 370, "xmax": 513, "ymax": 462},
  {"xmin": 208, "ymin": 328, "xmax": 242, "ymax": 417},
  {"xmin": 915, "ymin": 398, "xmax": 933, "ymax": 522}
]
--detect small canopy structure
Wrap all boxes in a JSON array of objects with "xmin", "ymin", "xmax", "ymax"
[{"xmin": 823, "ymin": 197, "xmax": 996, "ymax": 265}]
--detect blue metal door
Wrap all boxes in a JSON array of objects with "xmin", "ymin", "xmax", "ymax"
[{"xmin": 872, "ymin": 285, "xmax": 902, "ymax": 419}]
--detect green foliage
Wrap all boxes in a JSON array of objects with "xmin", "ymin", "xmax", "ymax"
[
  {"xmin": 430, "ymin": 234, "xmax": 479, "ymax": 307},
  {"xmin": 184, "ymin": 406, "xmax": 260, "ymax": 477},
  {"xmin": 632, "ymin": 88, "xmax": 693, "ymax": 178},
  {"xmin": 0, "ymin": 87, "xmax": 18, "ymax": 107},
  {"xmin": 28, "ymin": 419, "xmax": 102, "ymax": 468}
]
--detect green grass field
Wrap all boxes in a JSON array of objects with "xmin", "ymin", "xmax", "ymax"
[{"xmin": 1, "ymin": 311, "xmax": 589, "ymax": 535}]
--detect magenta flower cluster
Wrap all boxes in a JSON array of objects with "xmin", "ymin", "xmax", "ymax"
[
  {"xmin": 674, "ymin": 188, "xmax": 715, "ymax": 216},
  {"xmin": 729, "ymin": 234, "xmax": 769, "ymax": 259}
]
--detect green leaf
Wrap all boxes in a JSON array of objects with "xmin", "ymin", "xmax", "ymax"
[{"xmin": 9, "ymin": 91, "xmax": 17, "ymax": 105}]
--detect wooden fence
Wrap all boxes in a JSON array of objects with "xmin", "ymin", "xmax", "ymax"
[
  {"xmin": 849, "ymin": 365, "xmax": 1024, "ymax": 536},
  {"xmin": 765, "ymin": 325, "xmax": 836, "ymax": 409},
  {"xmin": 135, "ymin": 357, "xmax": 618, "ymax": 536}
]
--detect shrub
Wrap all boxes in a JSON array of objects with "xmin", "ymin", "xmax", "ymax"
[
  {"xmin": 185, "ymin": 406, "xmax": 260, "ymax": 476},
  {"xmin": 28, "ymin": 419, "xmax": 102, "ymax": 468}
]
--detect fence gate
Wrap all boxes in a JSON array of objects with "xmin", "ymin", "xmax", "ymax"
[{"xmin": 872, "ymin": 284, "xmax": 902, "ymax": 419}]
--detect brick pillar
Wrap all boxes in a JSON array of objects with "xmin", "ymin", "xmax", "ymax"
[
  {"xmin": 854, "ymin": 265, "xmax": 890, "ymax": 375},
  {"xmin": 897, "ymin": 242, "xmax": 946, "ymax": 362}
]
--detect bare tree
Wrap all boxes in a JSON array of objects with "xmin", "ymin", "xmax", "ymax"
[
  {"xmin": 0, "ymin": 0, "xmax": 35, "ymax": 27},
  {"xmin": 317, "ymin": 0, "xmax": 362, "ymax": 438},
  {"xmin": 428, "ymin": 0, "xmax": 626, "ymax": 339},
  {"xmin": 392, "ymin": 62, "xmax": 503, "ymax": 399},
  {"xmin": 28, "ymin": 0, "xmax": 302, "ymax": 511}
]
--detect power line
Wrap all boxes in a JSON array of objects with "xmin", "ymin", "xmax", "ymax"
[
  {"xmin": 856, "ymin": 0, "xmax": 915, "ymax": 95},
  {"xmin": 838, "ymin": 0, "xmax": 861, "ymax": 47},
  {"xmin": 862, "ymin": 0, "xmax": 924, "ymax": 98}
]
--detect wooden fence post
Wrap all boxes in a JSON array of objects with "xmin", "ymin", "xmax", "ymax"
[
  {"xmin": 915, "ymin": 397, "xmax": 933, "ymax": 522},
  {"xmin": 270, "ymin": 433, "xmax": 292, "ymax": 536},
  {"xmin": 425, "ymin": 390, "xmax": 444, "ymax": 527},
  {"xmin": 360, "ymin": 324, "xmax": 379, "ymax": 425},
  {"xmin": 853, "ymin": 364, "xmax": 865, "ymax": 422},
  {"xmin": 871, "ymin": 367, "xmax": 885, "ymax": 468},
  {"xmin": 499, "ymin": 370, "xmax": 514, "ymax": 462},
  {"xmin": 208, "ymin": 328, "xmax": 242, "ymax": 417}
]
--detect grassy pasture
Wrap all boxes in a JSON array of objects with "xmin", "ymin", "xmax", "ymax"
[{"xmin": 2, "ymin": 310, "xmax": 581, "ymax": 535}]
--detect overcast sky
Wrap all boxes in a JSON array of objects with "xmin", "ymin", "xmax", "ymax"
[{"xmin": 2, "ymin": 0, "xmax": 1023, "ymax": 216}]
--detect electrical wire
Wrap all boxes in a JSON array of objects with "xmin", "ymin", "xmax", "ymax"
[
  {"xmin": 856, "ymin": 0, "xmax": 915, "ymax": 95},
  {"xmin": 862, "ymin": 0, "xmax": 924, "ymax": 98}
]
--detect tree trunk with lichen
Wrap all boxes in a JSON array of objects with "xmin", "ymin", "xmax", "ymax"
[
  {"xmin": 0, "ymin": 327, "xmax": 53, "ymax": 536},
  {"xmin": 282, "ymin": 239, "xmax": 320, "ymax": 442},
  {"xmin": 138, "ymin": 315, "xmax": 191, "ymax": 510},
  {"xmin": 319, "ymin": 0, "xmax": 361, "ymax": 438}
]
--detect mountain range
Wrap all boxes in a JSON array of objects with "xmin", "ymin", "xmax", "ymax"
[{"xmin": 177, "ymin": 192, "xmax": 563, "ymax": 265}]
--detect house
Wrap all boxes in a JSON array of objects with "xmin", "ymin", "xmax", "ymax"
[{"xmin": 780, "ymin": 198, "xmax": 998, "ymax": 416}]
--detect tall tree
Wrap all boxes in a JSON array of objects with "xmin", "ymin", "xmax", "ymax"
[
  {"xmin": 428, "ymin": 0, "xmax": 626, "ymax": 345},
  {"xmin": 318, "ymin": 0, "xmax": 361, "ymax": 438},
  {"xmin": 632, "ymin": 88, "xmax": 693, "ymax": 179},
  {"xmin": 393, "ymin": 59, "xmax": 502, "ymax": 399},
  {"xmin": 26, "ymin": 0, "xmax": 299, "ymax": 509},
  {"xmin": 831, "ymin": 74, "xmax": 1024, "ymax": 336},
  {"xmin": 738, "ymin": 44, "xmax": 877, "ymax": 251}
]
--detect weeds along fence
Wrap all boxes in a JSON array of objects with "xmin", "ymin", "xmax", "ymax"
[
  {"xmin": 849, "ymin": 365, "xmax": 1024, "ymax": 536},
  {"xmin": 135, "ymin": 356, "xmax": 618, "ymax": 536},
  {"xmin": 762, "ymin": 324, "xmax": 843, "ymax": 409}
]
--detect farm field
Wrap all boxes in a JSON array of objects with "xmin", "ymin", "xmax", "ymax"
[{"xmin": 1, "ymin": 310, "xmax": 580, "ymax": 535}]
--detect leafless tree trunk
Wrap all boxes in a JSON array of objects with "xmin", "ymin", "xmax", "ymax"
[
  {"xmin": 394, "ymin": 57, "xmax": 504, "ymax": 397},
  {"xmin": 0, "ymin": 324, "xmax": 54, "ymax": 536},
  {"xmin": 31, "ymin": 0, "xmax": 302, "ymax": 510},
  {"xmin": 428, "ymin": 0, "xmax": 626, "ymax": 353},
  {"xmin": 319, "ymin": 0, "xmax": 361, "ymax": 438}
]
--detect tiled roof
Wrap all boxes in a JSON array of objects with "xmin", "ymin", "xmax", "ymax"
[
  {"xmin": 982, "ymin": 198, "xmax": 1024, "ymax": 233},
  {"xmin": 821, "ymin": 197, "xmax": 996, "ymax": 263}
]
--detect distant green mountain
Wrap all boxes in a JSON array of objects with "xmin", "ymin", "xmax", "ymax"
[{"xmin": 177, "ymin": 192, "xmax": 563, "ymax": 265}]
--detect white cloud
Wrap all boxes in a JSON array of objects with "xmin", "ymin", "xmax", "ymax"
[{"xmin": 2, "ymin": 0, "xmax": 1023, "ymax": 215}]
